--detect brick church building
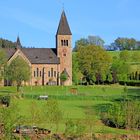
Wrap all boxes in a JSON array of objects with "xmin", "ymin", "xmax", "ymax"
[{"xmin": 3, "ymin": 11, "xmax": 72, "ymax": 86}]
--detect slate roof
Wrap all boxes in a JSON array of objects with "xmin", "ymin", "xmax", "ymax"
[
  {"xmin": 4, "ymin": 48, "xmax": 16, "ymax": 60},
  {"xmin": 4, "ymin": 48, "xmax": 60, "ymax": 64},
  {"xmin": 56, "ymin": 10, "xmax": 72, "ymax": 35}
]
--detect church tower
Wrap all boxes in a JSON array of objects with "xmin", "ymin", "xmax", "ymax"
[{"xmin": 56, "ymin": 10, "xmax": 72, "ymax": 85}]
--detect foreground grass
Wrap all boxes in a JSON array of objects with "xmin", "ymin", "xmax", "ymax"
[{"xmin": 0, "ymin": 85, "xmax": 140, "ymax": 135}]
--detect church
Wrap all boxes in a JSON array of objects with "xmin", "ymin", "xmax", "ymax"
[{"xmin": 3, "ymin": 11, "xmax": 72, "ymax": 86}]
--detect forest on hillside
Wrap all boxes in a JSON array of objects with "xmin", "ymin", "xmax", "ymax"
[{"xmin": 0, "ymin": 38, "xmax": 16, "ymax": 48}]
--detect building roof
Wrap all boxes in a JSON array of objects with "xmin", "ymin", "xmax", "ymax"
[
  {"xmin": 56, "ymin": 10, "xmax": 72, "ymax": 35},
  {"xmin": 4, "ymin": 48, "xmax": 60, "ymax": 64},
  {"xmin": 4, "ymin": 48, "xmax": 16, "ymax": 60}
]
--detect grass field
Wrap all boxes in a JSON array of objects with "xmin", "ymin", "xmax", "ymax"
[
  {"xmin": 0, "ymin": 85, "xmax": 140, "ymax": 135},
  {"xmin": 108, "ymin": 50, "xmax": 140, "ymax": 59}
]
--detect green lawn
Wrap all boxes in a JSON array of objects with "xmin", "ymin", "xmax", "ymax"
[{"xmin": 0, "ymin": 85, "xmax": 140, "ymax": 135}]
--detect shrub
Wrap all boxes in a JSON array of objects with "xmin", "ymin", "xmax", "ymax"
[
  {"xmin": 119, "ymin": 80, "xmax": 140, "ymax": 86},
  {"xmin": 101, "ymin": 101, "xmax": 140, "ymax": 130},
  {"xmin": 65, "ymin": 119, "xmax": 76, "ymax": 137},
  {"xmin": 0, "ymin": 95, "xmax": 10, "ymax": 107}
]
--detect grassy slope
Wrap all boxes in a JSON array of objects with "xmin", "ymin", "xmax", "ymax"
[
  {"xmin": 0, "ymin": 85, "xmax": 140, "ymax": 135},
  {"xmin": 107, "ymin": 50, "xmax": 140, "ymax": 58}
]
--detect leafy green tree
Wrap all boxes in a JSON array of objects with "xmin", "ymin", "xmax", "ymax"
[
  {"xmin": 91, "ymin": 74, "xmax": 96, "ymax": 84},
  {"xmin": 88, "ymin": 35, "xmax": 105, "ymax": 47},
  {"xmin": 101, "ymin": 73, "xmax": 106, "ymax": 84},
  {"xmin": 6, "ymin": 56, "xmax": 31, "ymax": 92},
  {"xmin": 107, "ymin": 73, "xmax": 113, "ymax": 83},
  {"xmin": 77, "ymin": 45, "xmax": 112, "ymax": 84},
  {"xmin": 111, "ymin": 55, "xmax": 130, "ymax": 83},
  {"xmin": 73, "ymin": 38, "xmax": 89, "ymax": 52},
  {"xmin": 73, "ymin": 36, "xmax": 105, "ymax": 51},
  {"xmin": 72, "ymin": 53, "xmax": 83, "ymax": 85},
  {"xmin": 114, "ymin": 37, "xmax": 137, "ymax": 50},
  {"xmin": 60, "ymin": 72, "xmax": 68, "ymax": 85},
  {"xmin": 0, "ymin": 38, "xmax": 16, "ymax": 48},
  {"xmin": 119, "ymin": 50, "xmax": 130, "ymax": 62}
]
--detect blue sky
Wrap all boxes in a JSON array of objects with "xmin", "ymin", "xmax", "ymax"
[{"xmin": 0, "ymin": 0, "xmax": 140, "ymax": 48}]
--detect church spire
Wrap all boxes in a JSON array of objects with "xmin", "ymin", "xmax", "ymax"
[
  {"xmin": 56, "ymin": 10, "xmax": 72, "ymax": 35},
  {"xmin": 16, "ymin": 36, "xmax": 22, "ymax": 48}
]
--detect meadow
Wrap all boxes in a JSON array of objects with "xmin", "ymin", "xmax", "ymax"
[{"xmin": 0, "ymin": 85, "xmax": 140, "ymax": 136}]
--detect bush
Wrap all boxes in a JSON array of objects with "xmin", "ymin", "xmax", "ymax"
[
  {"xmin": 101, "ymin": 101, "xmax": 140, "ymax": 130},
  {"xmin": 119, "ymin": 80, "xmax": 140, "ymax": 86},
  {"xmin": 0, "ymin": 95, "xmax": 10, "ymax": 107}
]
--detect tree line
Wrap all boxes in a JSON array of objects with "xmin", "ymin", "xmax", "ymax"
[
  {"xmin": 0, "ymin": 38, "xmax": 16, "ymax": 48},
  {"xmin": 73, "ymin": 36, "xmax": 140, "ymax": 51},
  {"xmin": 73, "ymin": 43, "xmax": 140, "ymax": 85}
]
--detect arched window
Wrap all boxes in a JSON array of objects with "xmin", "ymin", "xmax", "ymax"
[
  {"xmin": 61, "ymin": 40, "xmax": 64, "ymax": 46},
  {"xmin": 48, "ymin": 71, "xmax": 50, "ymax": 77},
  {"xmin": 34, "ymin": 71, "xmax": 36, "ymax": 77},
  {"xmin": 64, "ymin": 40, "xmax": 66, "ymax": 46},
  {"xmin": 66, "ymin": 40, "xmax": 68, "ymax": 46},
  {"xmin": 37, "ymin": 68, "xmax": 39, "ymax": 77},
  {"xmin": 51, "ymin": 68, "xmax": 53, "ymax": 77},
  {"xmin": 54, "ymin": 71, "xmax": 56, "ymax": 77}
]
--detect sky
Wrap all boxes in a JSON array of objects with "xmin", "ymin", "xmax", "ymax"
[{"xmin": 0, "ymin": 0, "xmax": 140, "ymax": 48}]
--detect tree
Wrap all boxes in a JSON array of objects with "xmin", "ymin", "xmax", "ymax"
[
  {"xmin": 114, "ymin": 37, "xmax": 137, "ymax": 50},
  {"xmin": 88, "ymin": 35, "xmax": 105, "ymax": 47},
  {"xmin": 0, "ymin": 49, "xmax": 6, "ymax": 81},
  {"xmin": 111, "ymin": 55, "xmax": 130, "ymax": 83},
  {"xmin": 60, "ymin": 71, "xmax": 68, "ymax": 85},
  {"xmin": 119, "ymin": 50, "xmax": 130, "ymax": 62},
  {"xmin": 77, "ymin": 45, "xmax": 112, "ymax": 84},
  {"xmin": 0, "ymin": 38, "xmax": 16, "ymax": 48},
  {"xmin": 109, "ymin": 43, "xmax": 118, "ymax": 51},
  {"xmin": 72, "ymin": 53, "xmax": 83, "ymax": 85},
  {"xmin": 107, "ymin": 73, "xmax": 113, "ymax": 83},
  {"xmin": 73, "ymin": 38, "xmax": 89, "ymax": 52},
  {"xmin": 101, "ymin": 73, "xmax": 106, "ymax": 84},
  {"xmin": 6, "ymin": 56, "xmax": 31, "ymax": 92},
  {"xmin": 73, "ymin": 35, "xmax": 105, "ymax": 52}
]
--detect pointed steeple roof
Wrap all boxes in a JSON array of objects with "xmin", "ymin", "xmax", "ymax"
[
  {"xmin": 56, "ymin": 10, "xmax": 72, "ymax": 35},
  {"xmin": 16, "ymin": 36, "xmax": 22, "ymax": 48}
]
